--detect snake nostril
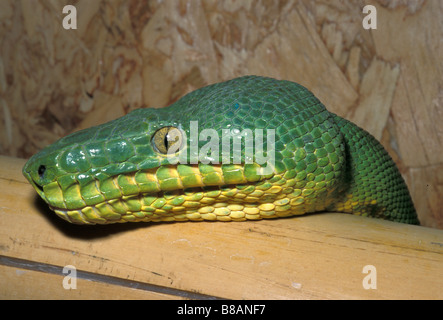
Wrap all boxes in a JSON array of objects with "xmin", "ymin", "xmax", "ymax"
[{"xmin": 37, "ymin": 165, "xmax": 46, "ymax": 178}]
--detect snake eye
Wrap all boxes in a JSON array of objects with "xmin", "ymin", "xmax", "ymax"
[
  {"xmin": 151, "ymin": 126, "xmax": 183, "ymax": 154},
  {"xmin": 38, "ymin": 165, "xmax": 46, "ymax": 178}
]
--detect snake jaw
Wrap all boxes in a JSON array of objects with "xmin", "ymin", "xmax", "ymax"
[
  {"xmin": 22, "ymin": 164, "xmax": 49, "ymax": 205},
  {"xmin": 33, "ymin": 163, "xmax": 278, "ymax": 225},
  {"xmin": 31, "ymin": 161, "xmax": 335, "ymax": 225},
  {"xmin": 27, "ymin": 176, "xmax": 46, "ymax": 200},
  {"xmin": 48, "ymin": 183, "xmax": 314, "ymax": 225}
]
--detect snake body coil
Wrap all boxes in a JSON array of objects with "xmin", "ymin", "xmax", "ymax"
[{"xmin": 23, "ymin": 76, "xmax": 419, "ymax": 225}]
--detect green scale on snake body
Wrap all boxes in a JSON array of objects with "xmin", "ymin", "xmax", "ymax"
[{"xmin": 22, "ymin": 76, "xmax": 419, "ymax": 225}]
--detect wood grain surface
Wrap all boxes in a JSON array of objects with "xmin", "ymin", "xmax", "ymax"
[{"xmin": 1, "ymin": 156, "xmax": 441, "ymax": 299}]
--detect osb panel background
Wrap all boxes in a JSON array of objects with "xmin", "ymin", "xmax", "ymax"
[{"xmin": 0, "ymin": 0, "xmax": 441, "ymax": 228}]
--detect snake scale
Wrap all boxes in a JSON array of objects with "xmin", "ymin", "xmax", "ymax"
[{"xmin": 23, "ymin": 76, "xmax": 419, "ymax": 225}]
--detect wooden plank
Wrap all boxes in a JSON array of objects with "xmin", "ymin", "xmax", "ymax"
[
  {"xmin": 0, "ymin": 156, "xmax": 442, "ymax": 299},
  {"xmin": 0, "ymin": 264, "xmax": 183, "ymax": 300}
]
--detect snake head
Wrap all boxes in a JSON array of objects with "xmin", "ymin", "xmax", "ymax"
[
  {"xmin": 23, "ymin": 76, "xmax": 351, "ymax": 225},
  {"xmin": 22, "ymin": 108, "xmax": 180, "ymax": 220},
  {"xmin": 23, "ymin": 144, "xmax": 62, "ymax": 207}
]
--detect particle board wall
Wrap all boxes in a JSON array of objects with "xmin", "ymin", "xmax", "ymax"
[{"xmin": 0, "ymin": 0, "xmax": 441, "ymax": 228}]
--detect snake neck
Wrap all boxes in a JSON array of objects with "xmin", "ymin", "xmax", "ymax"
[{"xmin": 327, "ymin": 114, "xmax": 419, "ymax": 225}]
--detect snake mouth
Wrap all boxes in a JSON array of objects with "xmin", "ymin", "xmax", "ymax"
[
  {"xmin": 39, "ymin": 163, "xmax": 285, "ymax": 225},
  {"xmin": 49, "ymin": 179, "xmax": 308, "ymax": 225},
  {"xmin": 22, "ymin": 169, "xmax": 48, "ymax": 202},
  {"xmin": 29, "ymin": 179, "xmax": 45, "ymax": 195},
  {"xmin": 49, "ymin": 185, "xmax": 262, "ymax": 225}
]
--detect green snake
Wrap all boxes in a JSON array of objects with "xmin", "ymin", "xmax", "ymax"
[{"xmin": 22, "ymin": 76, "xmax": 419, "ymax": 225}]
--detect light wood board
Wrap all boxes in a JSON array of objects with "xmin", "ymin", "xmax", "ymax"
[{"xmin": 0, "ymin": 156, "xmax": 442, "ymax": 299}]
